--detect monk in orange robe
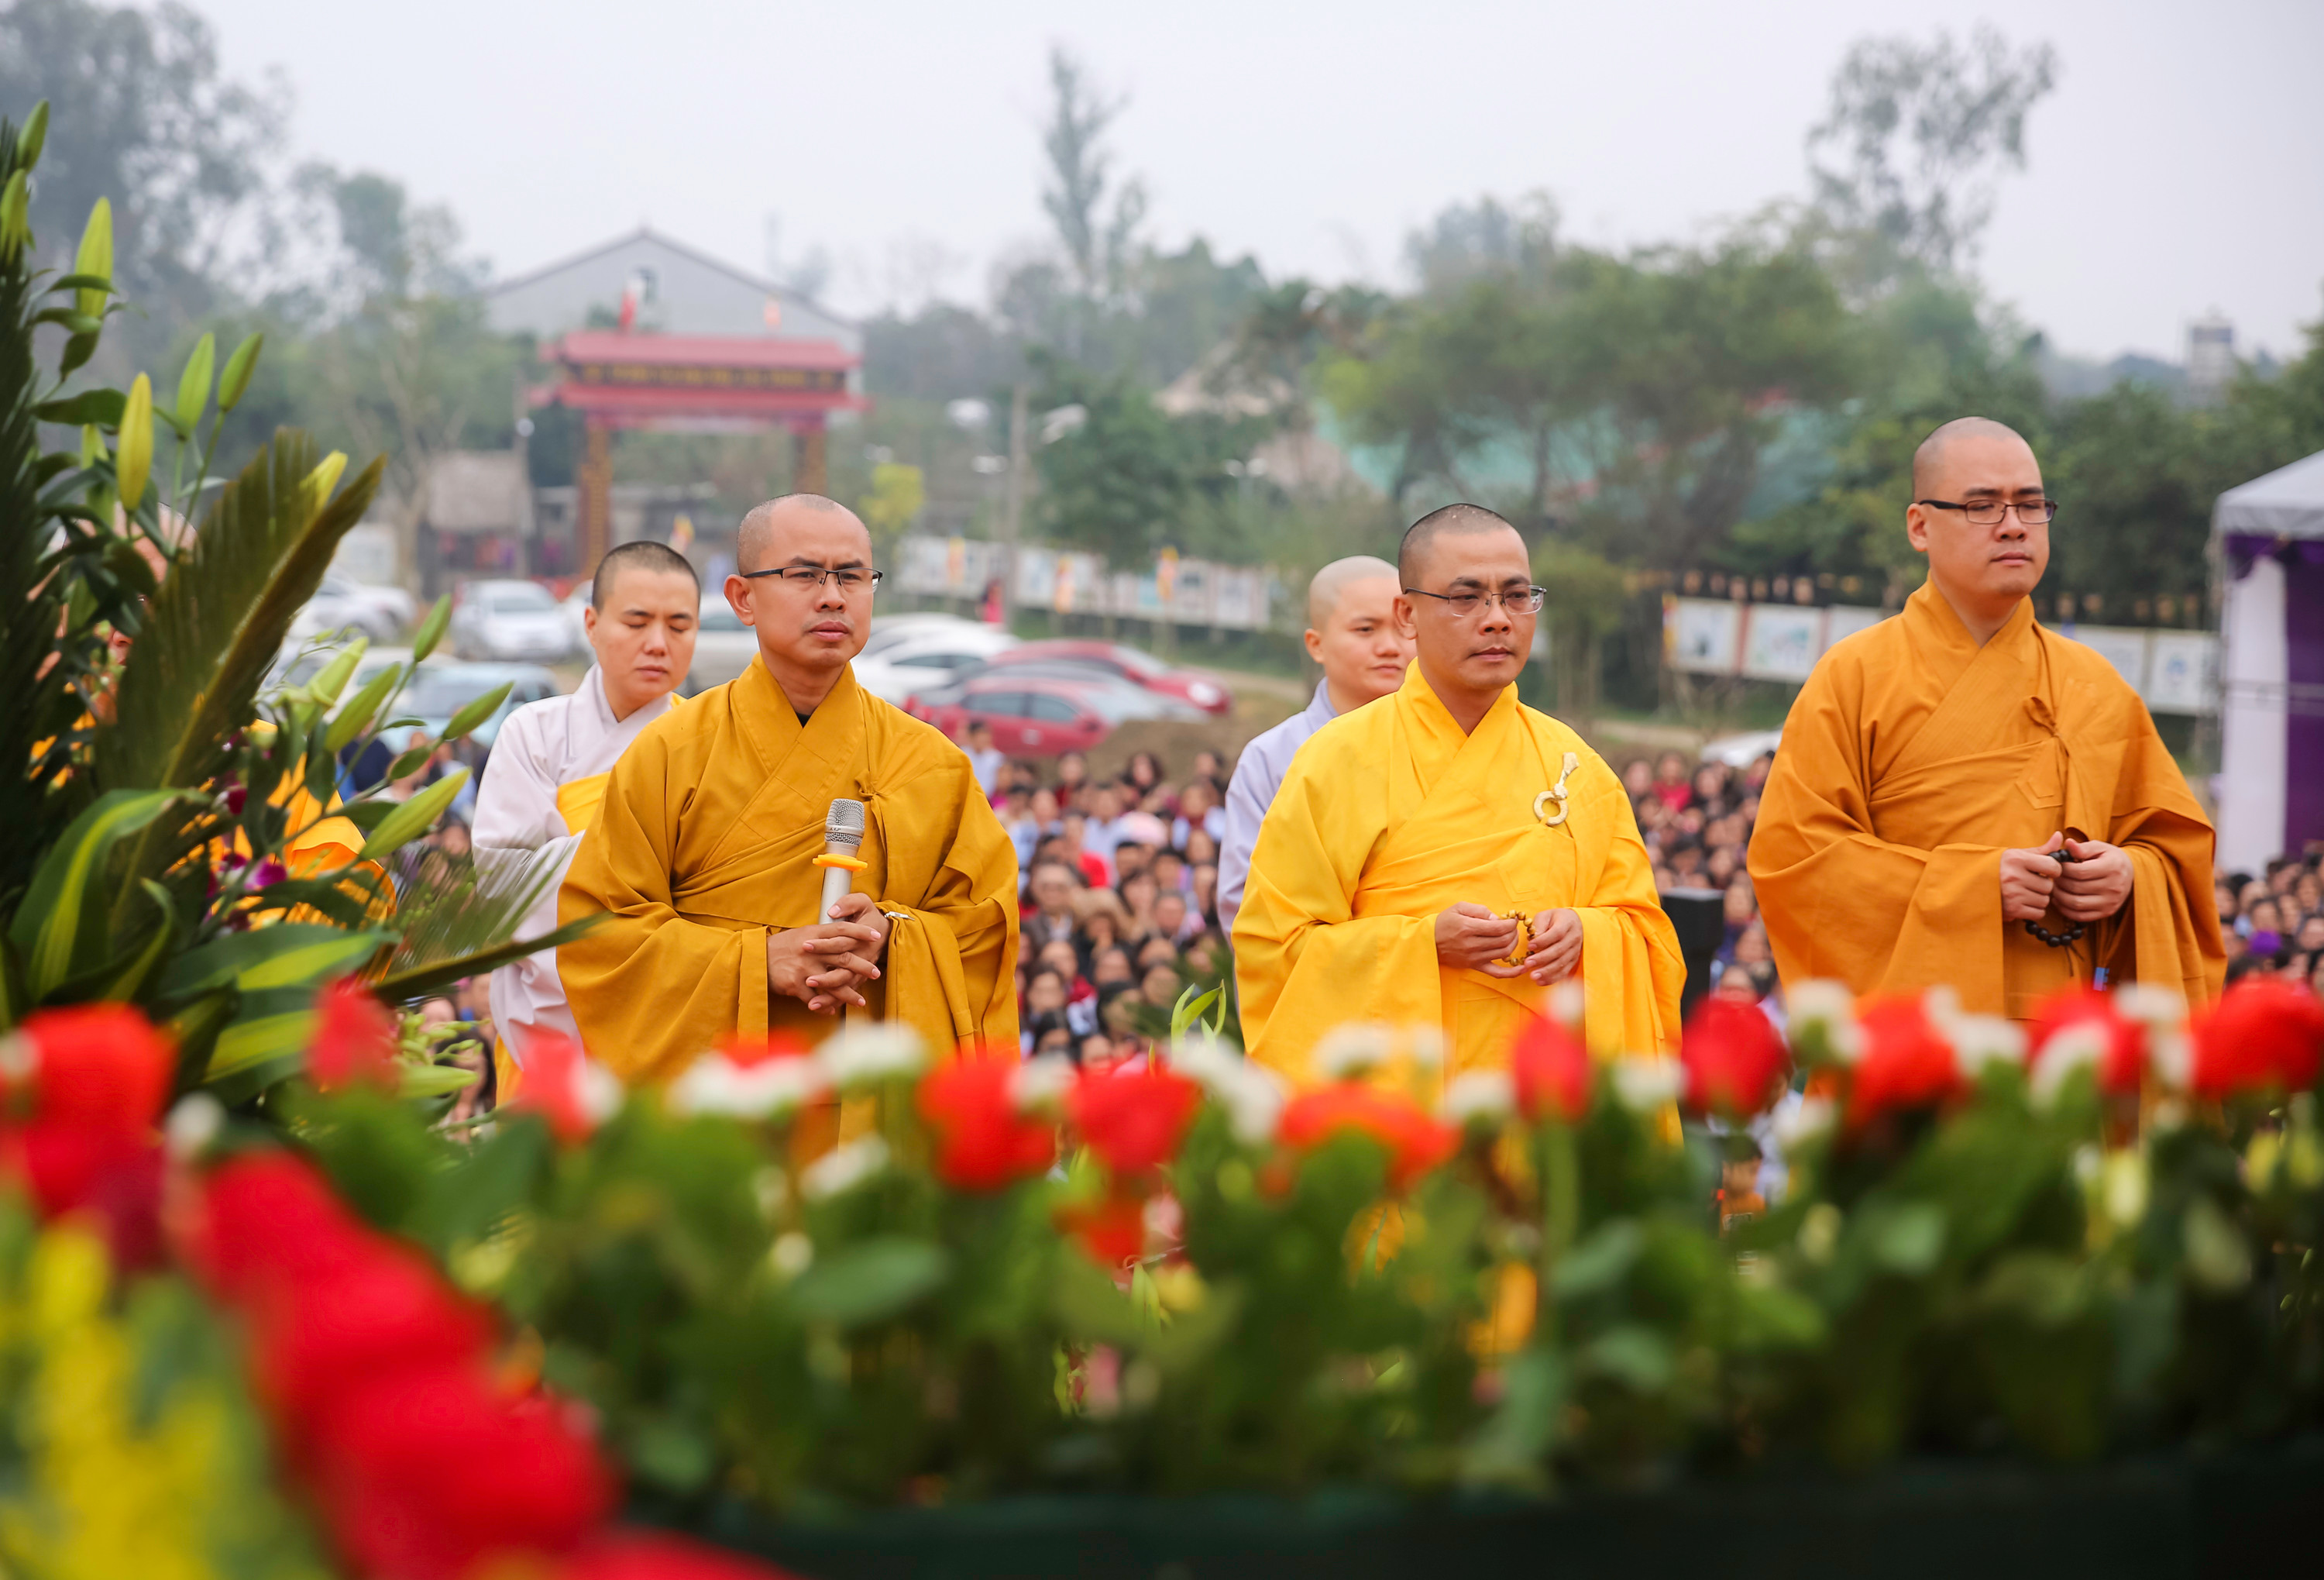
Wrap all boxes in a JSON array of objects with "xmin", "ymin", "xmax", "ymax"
[
  {"xmin": 1748, "ymin": 418, "xmax": 2223, "ymax": 1020},
  {"xmin": 560, "ymin": 495, "xmax": 1018, "ymax": 1083},
  {"xmin": 1236, "ymin": 504, "xmax": 1684, "ymax": 1083}
]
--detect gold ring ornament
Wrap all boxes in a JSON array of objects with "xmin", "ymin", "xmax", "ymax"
[{"xmin": 1533, "ymin": 752, "xmax": 1582, "ymax": 828}]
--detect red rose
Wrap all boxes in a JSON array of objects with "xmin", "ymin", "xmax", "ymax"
[
  {"xmin": 1068, "ymin": 1062, "xmax": 1201, "ymax": 1176},
  {"xmin": 512, "ymin": 1030, "xmax": 618, "ymax": 1146},
  {"xmin": 916, "ymin": 1052, "xmax": 1057, "ymax": 1190},
  {"xmin": 0, "ymin": 1120, "xmax": 165, "ymax": 1267},
  {"xmin": 1509, "ymin": 1015, "xmax": 1592, "ymax": 1124},
  {"xmin": 1057, "ymin": 1192, "xmax": 1147, "ymax": 1271},
  {"xmin": 252, "ymin": 1246, "xmax": 495, "ymax": 1458},
  {"xmin": 191, "ymin": 1151, "xmax": 376, "ymax": 1303},
  {"xmin": 2192, "ymin": 976, "xmax": 2324, "ymax": 1097},
  {"xmin": 310, "ymin": 1368, "xmax": 615, "ymax": 1580},
  {"xmin": 559, "ymin": 1530, "xmax": 805, "ymax": 1580},
  {"xmin": 1278, "ymin": 1084, "xmax": 1457, "ymax": 1190},
  {"xmin": 1846, "ymin": 997, "xmax": 1961, "ymax": 1126},
  {"xmin": 309, "ymin": 978, "xmax": 400, "ymax": 1092},
  {"xmin": 1680, "ymin": 998, "xmax": 1790, "ymax": 1117},
  {"xmin": 2027, "ymin": 986, "xmax": 2144, "ymax": 1096},
  {"xmin": 18, "ymin": 1002, "xmax": 174, "ymax": 1140}
]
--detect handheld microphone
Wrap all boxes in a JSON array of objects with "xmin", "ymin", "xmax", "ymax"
[{"xmin": 816, "ymin": 798, "xmax": 868, "ymax": 921}]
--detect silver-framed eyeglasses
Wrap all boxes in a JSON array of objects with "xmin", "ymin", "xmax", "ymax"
[
  {"xmin": 738, "ymin": 565, "xmax": 885, "ymax": 592},
  {"xmin": 1914, "ymin": 498, "xmax": 2059, "ymax": 527},
  {"xmin": 1403, "ymin": 584, "xmax": 1548, "ymax": 618}
]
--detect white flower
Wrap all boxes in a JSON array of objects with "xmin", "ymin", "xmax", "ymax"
[
  {"xmin": 800, "ymin": 1134, "xmax": 892, "ymax": 1200},
  {"xmin": 1312, "ymin": 1022, "xmax": 1397, "ymax": 1082},
  {"xmin": 2148, "ymin": 1028, "xmax": 2193, "ymax": 1092},
  {"xmin": 1611, "ymin": 1057, "xmax": 1683, "ymax": 1114},
  {"xmin": 1797, "ymin": 1202, "xmax": 1843, "ymax": 1264},
  {"xmin": 1771, "ymin": 1095, "xmax": 1836, "ymax": 1152},
  {"xmin": 1010, "ymin": 1054, "xmax": 1076, "ymax": 1113},
  {"xmin": 1786, "ymin": 979, "xmax": 1859, "ymax": 1060},
  {"xmin": 770, "ymin": 1231, "xmax": 815, "ymax": 1278},
  {"xmin": 1948, "ymin": 1014, "xmax": 2027, "ymax": 1080},
  {"xmin": 0, "ymin": 1030, "xmax": 34, "ymax": 1086},
  {"xmin": 1403, "ymin": 1024, "xmax": 1447, "ymax": 1071},
  {"xmin": 2030, "ymin": 1021, "xmax": 2107, "ymax": 1106},
  {"xmin": 1442, "ymin": 1069, "xmax": 1514, "ymax": 1127},
  {"xmin": 669, "ymin": 1052, "xmax": 830, "ymax": 1119},
  {"xmin": 2113, "ymin": 982, "xmax": 2187, "ymax": 1031},
  {"xmin": 817, "ymin": 1024, "xmax": 927, "ymax": 1090},
  {"xmin": 2102, "ymin": 1149, "xmax": 2150, "ymax": 1228},
  {"xmin": 576, "ymin": 1059, "xmax": 626, "ymax": 1127},
  {"xmin": 1174, "ymin": 1038, "xmax": 1287, "ymax": 1145},
  {"xmin": 163, "ymin": 1093, "xmax": 225, "ymax": 1162},
  {"xmin": 1545, "ymin": 980, "xmax": 1585, "ymax": 1031}
]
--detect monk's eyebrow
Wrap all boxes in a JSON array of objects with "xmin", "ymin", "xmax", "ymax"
[{"xmin": 784, "ymin": 555, "xmax": 870, "ymax": 570}]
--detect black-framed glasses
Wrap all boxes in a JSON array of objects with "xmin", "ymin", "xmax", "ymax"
[
  {"xmin": 1404, "ymin": 585, "xmax": 1548, "ymax": 618},
  {"xmin": 738, "ymin": 565, "xmax": 885, "ymax": 593},
  {"xmin": 1915, "ymin": 498, "xmax": 2058, "ymax": 527}
]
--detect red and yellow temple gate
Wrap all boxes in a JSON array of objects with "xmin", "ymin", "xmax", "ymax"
[{"xmin": 534, "ymin": 331, "xmax": 868, "ymax": 567}]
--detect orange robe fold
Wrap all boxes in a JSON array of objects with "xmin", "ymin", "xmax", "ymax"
[
  {"xmin": 559, "ymin": 659, "xmax": 1019, "ymax": 1082},
  {"xmin": 1748, "ymin": 583, "xmax": 2223, "ymax": 1020},
  {"xmin": 1234, "ymin": 664, "xmax": 1684, "ymax": 1086}
]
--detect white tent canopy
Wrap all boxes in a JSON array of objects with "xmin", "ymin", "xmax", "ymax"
[{"xmin": 2216, "ymin": 449, "xmax": 2324, "ymax": 873}]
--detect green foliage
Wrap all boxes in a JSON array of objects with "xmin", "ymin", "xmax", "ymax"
[{"xmin": 0, "ymin": 118, "xmax": 541, "ymax": 1102}]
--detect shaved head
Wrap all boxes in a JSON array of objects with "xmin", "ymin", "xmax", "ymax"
[
  {"xmin": 1398, "ymin": 502, "xmax": 1519, "ymax": 586},
  {"xmin": 1307, "ymin": 554, "xmax": 1398, "ymax": 627},
  {"xmin": 737, "ymin": 492, "xmax": 863, "ymax": 573},
  {"xmin": 1911, "ymin": 417, "xmax": 2031, "ymax": 499},
  {"xmin": 591, "ymin": 539, "xmax": 698, "ymax": 610}
]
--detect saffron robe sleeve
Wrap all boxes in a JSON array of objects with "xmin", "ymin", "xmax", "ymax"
[
  {"xmin": 559, "ymin": 660, "xmax": 1019, "ymax": 1082},
  {"xmin": 1235, "ymin": 666, "xmax": 1683, "ymax": 1087},
  {"xmin": 1747, "ymin": 584, "xmax": 2223, "ymax": 1021}
]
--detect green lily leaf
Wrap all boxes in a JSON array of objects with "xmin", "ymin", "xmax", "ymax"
[
  {"xmin": 5, "ymin": 790, "xmax": 184, "ymax": 1002},
  {"xmin": 357, "ymin": 769, "xmax": 469, "ymax": 865}
]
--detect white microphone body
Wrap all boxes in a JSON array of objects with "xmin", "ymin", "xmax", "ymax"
[{"xmin": 819, "ymin": 797, "xmax": 868, "ymax": 921}]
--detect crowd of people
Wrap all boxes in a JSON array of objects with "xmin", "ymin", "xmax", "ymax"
[
  {"xmin": 1623, "ymin": 749, "xmax": 1779, "ymax": 1012},
  {"xmin": 996, "ymin": 742, "xmax": 1235, "ymax": 1065},
  {"xmin": 2219, "ymin": 858, "xmax": 2324, "ymax": 992}
]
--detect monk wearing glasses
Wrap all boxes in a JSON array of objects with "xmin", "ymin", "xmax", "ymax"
[
  {"xmin": 1236, "ymin": 503, "xmax": 1683, "ymax": 1084},
  {"xmin": 1748, "ymin": 418, "xmax": 2222, "ymax": 1021},
  {"xmin": 561, "ymin": 494, "xmax": 1018, "ymax": 1083}
]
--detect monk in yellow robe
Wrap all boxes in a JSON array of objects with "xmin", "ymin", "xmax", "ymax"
[
  {"xmin": 560, "ymin": 495, "xmax": 1019, "ymax": 1083},
  {"xmin": 1748, "ymin": 418, "xmax": 2223, "ymax": 1020},
  {"xmin": 1236, "ymin": 504, "xmax": 1684, "ymax": 1084}
]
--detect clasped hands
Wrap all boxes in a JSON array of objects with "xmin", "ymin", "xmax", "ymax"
[
  {"xmin": 1999, "ymin": 832, "xmax": 2133, "ymax": 924},
  {"xmin": 1435, "ymin": 903, "xmax": 1582, "ymax": 986},
  {"xmin": 767, "ymin": 892, "xmax": 892, "ymax": 1014}
]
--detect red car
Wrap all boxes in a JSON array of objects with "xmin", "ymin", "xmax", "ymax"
[
  {"xmin": 905, "ymin": 673, "xmax": 1206, "ymax": 757},
  {"xmin": 980, "ymin": 641, "xmax": 1231, "ymax": 716}
]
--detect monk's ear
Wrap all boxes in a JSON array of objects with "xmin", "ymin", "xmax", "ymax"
[
  {"xmin": 1391, "ymin": 594, "xmax": 1419, "ymax": 641},
  {"xmin": 1904, "ymin": 502, "xmax": 1932, "ymax": 555},
  {"xmin": 723, "ymin": 574, "xmax": 755, "ymax": 627}
]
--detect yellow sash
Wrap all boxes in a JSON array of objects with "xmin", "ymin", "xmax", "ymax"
[{"xmin": 555, "ymin": 772, "xmax": 611, "ymax": 836}]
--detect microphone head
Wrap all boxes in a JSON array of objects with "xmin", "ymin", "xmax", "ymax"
[{"xmin": 825, "ymin": 797, "xmax": 867, "ymax": 851}]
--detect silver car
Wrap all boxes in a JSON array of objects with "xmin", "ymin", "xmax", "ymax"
[
  {"xmin": 449, "ymin": 580, "xmax": 578, "ymax": 663},
  {"xmin": 686, "ymin": 594, "xmax": 761, "ymax": 693}
]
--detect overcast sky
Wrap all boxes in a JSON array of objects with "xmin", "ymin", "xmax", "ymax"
[{"xmin": 198, "ymin": 0, "xmax": 2322, "ymax": 362}]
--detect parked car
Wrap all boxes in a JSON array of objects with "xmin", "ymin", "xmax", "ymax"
[
  {"xmin": 979, "ymin": 640, "xmax": 1230, "ymax": 715},
  {"xmin": 859, "ymin": 612, "xmax": 986, "ymax": 661},
  {"xmin": 287, "ymin": 572, "xmax": 418, "ymax": 645},
  {"xmin": 687, "ymin": 594, "xmax": 762, "ymax": 693},
  {"xmin": 395, "ymin": 662, "xmax": 563, "ymax": 751},
  {"xmin": 852, "ymin": 623, "xmax": 1020, "ymax": 704},
  {"xmin": 903, "ymin": 672, "xmax": 1205, "ymax": 757},
  {"xmin": 449, "ymin": 580, "xmax": 579, "ymax": 663}
]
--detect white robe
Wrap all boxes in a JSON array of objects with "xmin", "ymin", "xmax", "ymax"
[{"xmin": 473, "ymin": 666, "xmax": 677, "ymax": 1065}]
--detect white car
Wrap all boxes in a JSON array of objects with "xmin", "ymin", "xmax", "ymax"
[
  {"xmin": 288, "ymin": 572, "xmax": 418, "ymax": 645},
  {"xmin": 449, "ymin": 579, "xmax": 579, "ymax": 663},
  {"xmin": 851, "ymin": 624, "xmax": 1020, "ymax": 704},
  {"xmin": 860, "ymin": 613, "xmax": 984, "ymax": 661}
]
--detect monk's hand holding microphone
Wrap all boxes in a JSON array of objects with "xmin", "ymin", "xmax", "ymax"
[{"xmin": 768, "ymin": 798, "xmax": 892, "ymax": 1015}]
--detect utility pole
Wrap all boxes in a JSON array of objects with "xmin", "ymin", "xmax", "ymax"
[{"xmin": 999, "ymin": 384, "xmax": 1029, "ymax": 628}]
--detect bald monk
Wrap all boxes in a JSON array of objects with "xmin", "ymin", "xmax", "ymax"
[
  {"xmin": 1217, "ymin": 556, "xmax": 1415, "ymax": 939},
  {"xmin": 560, "ymin": 496, "xmax": 1019, "ymax": 1081},
  {"xmin": 473, "ymin": 540, "xmax": 698, "ymax": 1094},
  {"xmin": 1236, "ymin": 505, "xmax": 1684, "ymax": 1083},
  {"xmin": 1748, "ymin": 418, "xmax": 2223, "ymax": 1019}
]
